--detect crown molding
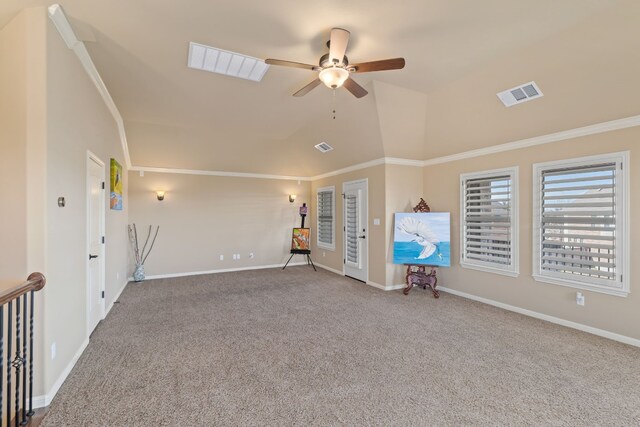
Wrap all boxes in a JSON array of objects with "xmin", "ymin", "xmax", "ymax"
[
  {"xmin": 130, "ymin": 166, "xmax": 309, "ymax": 181},
  {"xmin": 423, "ymin": 114, "xmax": 640, "ymax": 166},
  {"xmin": 309, "ymin": 158, "xmax": 387, "ymax": 181},
  {"xmin": 48, "ymin": 4, "xmax": 132, "ymax": 169},
  {"xmin": 384, "ymin": 157, "xmax": 424, "ymax": 167},
  {"xmin": 309, "ymin": 157, "xmax": 423, "ymax": 181}
]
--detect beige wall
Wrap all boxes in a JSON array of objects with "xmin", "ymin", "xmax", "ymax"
[
  {"xmin": 128, "ymin": 172, "xmax": 310, "ymax": 276},
  {"xmin": 0, "ymin": 9, "xmax": 29, "ymax": 285},
  {"xmin": 310, "ymin": 165, "xmax": 386, "ymax": 286},
  {"xmin": 0, "ymin": 6, "xmax": 131, "ymax": 397},
  {"xmin": 43, "ymin": 7, "xmax": 130, "ymax": 393},
  {"xmin": 384, "ymin": 165, "xmax": 424, "ymax": 286},
  {"xmin": 0, "ymin": 6, "xmax": 128, "ymax": 398},
  {"xmin": 0, "ymin": 7, "xmax": 48, "ymax": 398},
  {"xmin": 422, "ymin": 127, "xmax": 639, "ymax": 340}
]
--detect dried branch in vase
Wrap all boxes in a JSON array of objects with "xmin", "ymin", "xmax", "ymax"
[{"xmin": 128, "ymin": 224, "xmax": 159, "ymax": 266}]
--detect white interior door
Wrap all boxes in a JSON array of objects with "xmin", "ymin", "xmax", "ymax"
[
  {"xmin": 87, "ymin": 154, "xmax": 105, "ymax": 335},
  {"xmin": 343, "ymin": 179, "xmax": 368, "ymax": 282}
]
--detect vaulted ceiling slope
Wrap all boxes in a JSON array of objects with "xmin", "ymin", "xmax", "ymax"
[{"xmin": 2, "ymin": 0, "xmax": 636, "ymax": 177}]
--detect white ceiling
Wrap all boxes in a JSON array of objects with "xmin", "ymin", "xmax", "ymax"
[{"xmin": 1, "ymin": 0, "xmax": 629, "ymax": 176}]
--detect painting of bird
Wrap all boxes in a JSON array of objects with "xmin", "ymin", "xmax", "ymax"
[{"xmin": 396, "ymin": 216, "xmax": 440, "ymax": 259}]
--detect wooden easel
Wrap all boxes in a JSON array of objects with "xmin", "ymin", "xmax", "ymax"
[
  {"xmin": 283, "ymin": 203, "xmax": 316, "ymax": 271},
  {"xmin": 403, "ymin": 198, "xmax": 439, "ymax": 298}
]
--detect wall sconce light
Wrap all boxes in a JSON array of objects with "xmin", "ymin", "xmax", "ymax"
[
  {"xmin": 289, "ymin": 194, "xmax": 297, "ymax": 203},
  {"xmin": 156, "ymin": 191, "xmax": 165, "ymax": 201}
]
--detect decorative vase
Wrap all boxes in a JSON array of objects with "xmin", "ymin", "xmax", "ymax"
[{"xmin": 133, "ymin": 264, "xmax": 145, "ymax": 282}]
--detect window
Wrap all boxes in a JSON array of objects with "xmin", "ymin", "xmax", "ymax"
[
  {"xmin": 461, "ymin": 167, "xmax": 519, "ymax": 276},
  {"xmin": 533, "ymin": 152, "xmax": 629, "ymax": 297},
  {"xmin": 317, "ymin": 186, "xmax": 335, "ymax": 250}
]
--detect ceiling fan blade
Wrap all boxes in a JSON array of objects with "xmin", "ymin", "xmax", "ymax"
[
  {"xmin": 293, "ymin": 79, "xmax": 322, "ymax": 97},
  {"xmin": 343, "ymin": 78, "xmax": 368, "ymax": 98},
  {"xmin": 351, "ymin": 58, "xmax": 405, "ymax": 73},
  {"xmin": 329, "ymin": 28, "xmax": 350, "ymax": 65},
  {"xmin": 265, "ymin": 59, "xmax": 318, "ymax": 71}
]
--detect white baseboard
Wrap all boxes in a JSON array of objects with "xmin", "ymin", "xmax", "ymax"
[
  {"xmin": 106, "ymin": 279, "xmax": 128, "ymax": 316},
  {"xmin": 31, "ymin": 337, "xmax": 90, "ymax": 408},
  {"xmin": 367, "ymin": 281, "xmax": 403, "ymax": 291},
  {"xmin": 315, "ymin": 263, "xmax": 402, "ymax": 292},
  {"xmin": 438, "ymin": 286, "xmax": 640, "ymax": 348},
  {"xmin": 366, "ymin": 280, "xmax": 386, "ymax": 290},
  {"xmin": 128, "ymin": 262, "xmax": 308, "ymax": 281},
  {"xmin": 314, "ymin": 262, "xmax": 343, "ymax": 276}
]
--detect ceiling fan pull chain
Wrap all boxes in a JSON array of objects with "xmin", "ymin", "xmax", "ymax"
[{"xmin": 332, "ymin": 89, "xmax": 337, "ymax": 120}]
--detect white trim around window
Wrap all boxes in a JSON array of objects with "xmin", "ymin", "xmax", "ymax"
[
  {"xmin": 317, "ymin": 186, "xmax": 335, "ymax": 251},
  {"xmin": 460, "ymin": 167, "xmax": 519, "ymax": 277},
  {"xmin": 532, "ymin": 151, "xmax": 630, "ymax": 297}
]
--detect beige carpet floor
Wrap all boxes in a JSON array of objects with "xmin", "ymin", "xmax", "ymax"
[{"xmin": 42, "ymin": 266, "xmax": 640, "ymax": 426}]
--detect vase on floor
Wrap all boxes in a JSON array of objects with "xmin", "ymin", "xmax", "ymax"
[{"xmin": 133, "ymin": 264, "xmax": 145, "ymax": 282}]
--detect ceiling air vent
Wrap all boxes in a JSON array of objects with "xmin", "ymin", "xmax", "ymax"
[
  {"xmin": 187, "ymin": 42, "xmax": 269, "ymax": 82},
  {"xmin": 315, "ymin": 142, "xmax": 334, "ymax": 153},
  {"xmin": 497, "ymin": 81, "xmax": 543, "ymax": 107}
]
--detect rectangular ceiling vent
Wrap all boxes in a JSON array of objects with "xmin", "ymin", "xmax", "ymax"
[
  {"xmin": 187, "ymin": 42, "xmax": 269, "ymax": 82},
  {"xmin": 497, "ymin": 81, "xmax": 543, "ymax": 107},
  {"xmin": 315, "ymin": 142, "xmax": 334, "ymax": 153}
]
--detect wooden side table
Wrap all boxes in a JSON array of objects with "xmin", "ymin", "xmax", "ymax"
[{"xmin": 404, "ymin": 265, "xmax": 439, "ymax": 298}]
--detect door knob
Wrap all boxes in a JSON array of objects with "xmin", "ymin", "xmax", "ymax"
[
  {"xmin": 89, "ymin": 254, "xmax": 98, "ymax": 260},
  {"xmin": 358, "ymin": 235, "xmax": 366, "ymax": 239}
]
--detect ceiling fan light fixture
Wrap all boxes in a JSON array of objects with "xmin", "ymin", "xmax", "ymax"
[{"xmin": 318, "ymin": 66, "xmax": 349, "ymax": 89}]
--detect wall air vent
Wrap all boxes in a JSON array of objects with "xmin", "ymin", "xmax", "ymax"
[
  {"xmin": 187, "ymin": 42, "xmax": 269, "ymax": 82},
  {"xmin": 497, "ymin": 81, "xmax": 543, "ymax": 107},
  {"xmin": 315, "ymin": 142, "xmax": 334, "ymax": 153}
]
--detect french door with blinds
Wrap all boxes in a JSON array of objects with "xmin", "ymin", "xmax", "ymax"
[
  {"xmin": 532, "ymin": 152, "xmax": 629, "ymax": 296},
  {"xmin": 343, "ymin": 179, "xmax": 368, "ymax": 282}
]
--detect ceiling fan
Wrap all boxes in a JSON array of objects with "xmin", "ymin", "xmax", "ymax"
[{"xmin": 266, "ymin": 28, "xmax": 405, "ymax": 99}]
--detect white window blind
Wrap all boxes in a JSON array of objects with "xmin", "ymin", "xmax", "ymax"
[
  {"xmin": 345, "ymin": 193, "xmax": 358, "ymax": 265},
  {"xmin": 317, "ymin": 187, "xmax": 335, "ymax": 250},
  {"xmin": 461, "ymin": 167, "xmax": 518, "ymax": 276},
  {"xmin": 533, "ymin": 152, "xmax": 629, "ymax": 297}
]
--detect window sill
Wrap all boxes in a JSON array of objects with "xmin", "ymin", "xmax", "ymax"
[
  {"xmin": 532, "ymin": 274, "xmax": 629, "ymax": 298},
  {"xmin": 317, "ymin": 244, "xmax": 335, "ymax": 251},
  {"xmin": 460, "ymin": 261, "xmax": 519, "ymax": 278}
]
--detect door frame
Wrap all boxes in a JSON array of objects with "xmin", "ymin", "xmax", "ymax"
[
  {"xmin": 86, "ymin": 150, "xmax": 106, "ymax": 338},
  {"xmin": 342, "ymin": 178, "xmax": 369, "ymax": 283}
]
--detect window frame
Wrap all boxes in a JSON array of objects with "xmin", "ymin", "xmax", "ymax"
[
  {"xmin": 316, "ymin": 186, "xmax": 336, "ymax": 251},
  {"xmin": 460, "ymin": 166, "xmax": 519, "ymax": 277},
  {"xmin": 532, "ymin": 151, "xmax": 630, "ymax": 297}
]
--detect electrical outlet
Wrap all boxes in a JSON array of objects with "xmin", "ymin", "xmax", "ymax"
[
  {"xmin": 219, "ymin": 254, "xmax": 224, "ymax": 261},
  {"xmin": 51, "ymin": 342, "xmax": 57, "ymax": 360},
  {"xmin": 236, "ymin": 253, "xmax": 241, "ymax": 260},
  {"xmin": 373, "ymin": 218, "xmax": 381, "ymax": 225},
  {"xmin": 323, "ymin": 251, "xmax": 326, "ymax": 257},
  {"xmin": 576, "ymin": 292, "xmax": 585, "ymax": 306}
]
